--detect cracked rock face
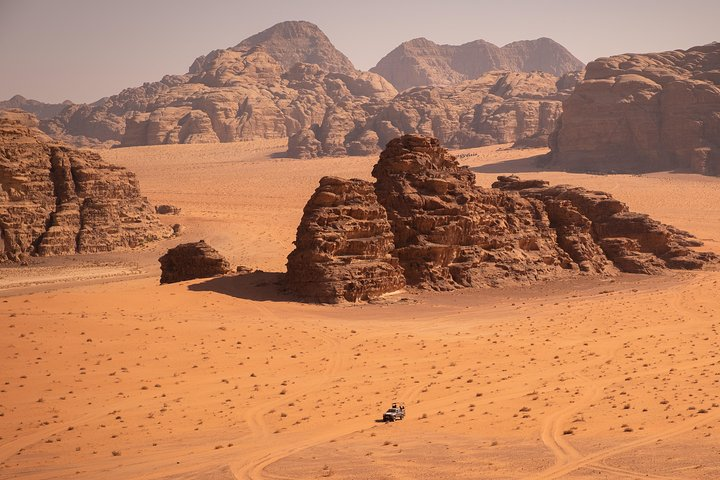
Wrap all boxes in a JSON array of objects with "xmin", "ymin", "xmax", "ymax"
[
  {"xmin": 288, "ymin": 135, "xmax": 716, "ymax": 302},
  {"xmin": 372, "ymin": 135, "xmax": 576, "ymax": 289},
  {"xmin": 493, "ymin": 175, "xmax": 716, "ymax": 273},
  {"xmin": 0, "ymin": 110, "xmax": 171, "ymax": 262},
  {"xmin": 286, "ymin": 176, "xmax": 405, "ymax": 303},
  {"xmin": 159, "ymin": 240, "xmax": 231, "ymax": 284},
  {"xmin": 549, "ymin": 43, "xmax": 720, "ymax": 176}
]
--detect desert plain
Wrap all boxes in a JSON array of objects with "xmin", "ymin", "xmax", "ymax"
[{"xmin": 1, "ymin": 141, "xmax": 720, "ymax": 479}]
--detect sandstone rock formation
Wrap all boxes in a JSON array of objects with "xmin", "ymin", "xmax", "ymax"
[
  {"xmin": 288, "ymin": 135, "xmax": 715, "ymax": 301},
  {"xmin": 159, "ymin": 240, "xmax": 232, "ymax": 284},
  {"xmin": 493, "ymin": 175, "xmax": 714, "ymax": 273},
  {"xmin": 155, "ymin": 204, "xmax": 181, "ymax": 215},
  {"xmin": 368, "ymin": 71, "xmax": 575, "ymax": 150},
  {"xmin": 286, "ymin": 176, "xmax": 405, "ymax": 303},
  {"xmin": 372, "ymin": 136, "xmax": 576, "ymax": 289},
  {"xmin": 34, "ymin": 21, "xmax": 397, "ymax": 151},
  {"xmin": 0, "ymin": 111, "xmax": 171, "ymax": 262},
  {"xmin": 548, "ymin": 43, "xmax": 720, "ymax": 175},
  {"xmin": 371, "ymin": 37, "xmax": 584, "ymax": 91},
  {"xmin": 233, "ymin": 21, "xmax": 356, "ymax": 75}
]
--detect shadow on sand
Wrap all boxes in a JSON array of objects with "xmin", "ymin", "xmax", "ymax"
[
  {"xmin": 187, "ymin": 271, "xmax": 290, "ymax": 302},
  {"xmin": 470, "ymin": 154, "xmax": 546, "ymax": 174}
]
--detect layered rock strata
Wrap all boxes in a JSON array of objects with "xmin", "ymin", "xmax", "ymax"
[
  {"xmin": 286, "ymin": 177, "xmax": 405, "ymax": 302},
  {"xmin": 0, "ymin": 110, "xmax": 171, "ymax": 262},
  {"xmin": 493, "ymin": 175, "xmax": 714, "ymax": 273},
  {"xmin": 372, "ymin": 136, "xmax": 576, "ymax": 289},
  {"xmin": 549, "ymin": 43, "xmax": 720, "ymax": 175},
  {"xmin": 288, "ymin": 135, "xmax": 715, "ymax": 301},
  {"xmin": 159, "ymin": 240, "xmax": 231, "ymax": 284}
]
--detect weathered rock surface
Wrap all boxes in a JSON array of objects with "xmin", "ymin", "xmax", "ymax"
[
  {"xmin": 372, "ymin": 135, "xmax": 575, "ymax": 289},
  {"xmin": 371, "ymin": 37, "xmax": 584, "ymax": 91},
  {"xmin": 159, "ymin": 240, "xmax": 231, "ymax": 284},
  {"xmin": 493, "ymin": 175, "xmax": 715, "ymax": 273},
  {"xmin": 155, "ymin": 204, "xmax": 181, "ymax": 215},
  {"xmin": 549, "ymin": 43, "xmax": 720, "ymax": 175},
  {"xmin": 288, "ymin": 135, "xmax": 715, "ymax": 301},
  {"xmin": 286, "ymin": 176, "xmax": 405, "ymax": 303},
  {"xmin": 0, "ymin": 111, "xmax": 171, "ymax": 262},
  {"xmin": 368, "ymin": 71, "xmax": 573, "ymax": 151},
  {"xmin": 287, "ymin": 128, "xmax": 322, "ymax": 159}
]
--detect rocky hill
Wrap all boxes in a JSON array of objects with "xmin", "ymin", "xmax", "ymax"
[
  {"xmin": 35, "ymin": 21, "xmax": 397, "ymax": 149},
  {"xmin": 371, "ymin": 37, "xmax": 584, "ymax": 91},
  {"xmin": 287, "ymin": 135, "xmax": 715, "ymax": 303},
  {"xmin": 0, "ymin": 110, "xmax": 171, "ymax": 262},
  {"xmin": 16, "ymin": 21, "xmax": 586, "ymax": 154},
  {"xmin": 0, "ymin": 95, "xmax": 73, "ymax": 120},
  {"xmin": 288, "ymin": 70, "xmax": 581, "ymax": 158},
  {"xmin": 548, "ymin": 43, "xmax": 720, "ymax": 176}
]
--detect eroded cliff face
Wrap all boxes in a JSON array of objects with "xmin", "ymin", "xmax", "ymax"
[
  {"xmin": 0, "ymin": 110, "xmax": 171, "ymax": 262},
  {"xmin": 549, "ymin": 43, "xmax": 720, "ymax": 176},
  {"xmin": 287, "ymin": 135, "xmax": 716, "ymax": 303},
  {"xmin": 286, "ymin": 176, "xmax": 405, "ymax": 303},
  {"xmin": 370, "ymin": 37, "xmax": 584, "ymax": 91}
]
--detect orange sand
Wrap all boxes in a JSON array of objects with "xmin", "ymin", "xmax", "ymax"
[{"xmin": 1, "ymin": 141, "xmax": 719, "ymax": 479}]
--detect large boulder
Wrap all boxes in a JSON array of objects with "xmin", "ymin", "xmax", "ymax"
[
  {"xmin": 159, "ymin": 241, "xmax": 231, "ymax": 284},
  {"xmin": 0, "ymin": 112, "xmax": 171, "ymax": 262},
  {"xmin": 286, "ymin": 176, "xmax": 405, "ymax": 303},
  {"xmin": 549, "ymin": 43, "xmax": 720, "ymax": 175}
]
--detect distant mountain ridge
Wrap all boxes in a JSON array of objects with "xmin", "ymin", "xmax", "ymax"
[
  {"xmin": 0, "ymin": 95, "xmax": 73, "ymax": 120},
  {"xmin": 371, "ymin": 37, "xmax": 584, "ymax": 91},
  {"xmin": 0, "ymin": 21, "xmax": 584, "ymax": 152}
]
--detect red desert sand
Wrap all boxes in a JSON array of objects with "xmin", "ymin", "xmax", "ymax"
[{"xmin": 1, "ymin": 140, "xmax": 719, "ymax": 479}]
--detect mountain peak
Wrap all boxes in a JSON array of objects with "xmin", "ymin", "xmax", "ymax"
[
  {"xmin": 372, "ymin": 36, "xmax": 584, "ymax": 90},
  {"xmin": 233, "ymin": 20, "xmax": 356, "ymax": 74}
]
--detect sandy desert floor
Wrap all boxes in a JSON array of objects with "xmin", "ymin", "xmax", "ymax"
[{"xmin": 1, "ymin": 140, "xmax": 720, "ymax": 479}]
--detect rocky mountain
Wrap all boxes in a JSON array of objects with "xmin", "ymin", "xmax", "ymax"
[
  {"xmin": 0, "ymin": 95, "xmax": 73, "ymax": 120},
  {"xmin": 288, "ymin": 70, "xmax": 581, "ymax": 158},
  {"xmin": 36, "ymin": 21, "xmax": 396, "ymax": 149},
  {"xmin": 371, "ymin": 37, "xmax": 584, "ymax": 91},
  {"xmin": 548, "ymin": 43, "xmax": 720, "ymax": 176},
  {"xmin": 24, "ymin": 21, "xmax": 586, "ymax": 154},
  {"xmin": 232, "ymin": 20, "xmax": 356, "ymax": 74},
  {"xmin": 0, "ymin": 110, "xmax": 171, "ymax": 262},
  {"xmin": 286, "ymin": 135, "xmax": 715, "ymax": 303}
]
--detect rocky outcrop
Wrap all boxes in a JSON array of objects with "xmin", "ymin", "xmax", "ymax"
[
  {"xmin": 287, "ymin": 128, "xmax": 322, "ymax": 159},
  {"xmin": 548, "ymin": 43, "xmax": 720, "ymax": 175},
  {"xmin": 372, "ymin": 136, "xmax": 575, "ymax": 289},
  {"xmin": 0, "ymin": 111, "xmax": 171, "ymax": 262},
  {"xmin": 159, "ymin": 240, "xmax": 231, "ymax": 284},
  {"xmin": 286, "ymin": 177, "xmax": 405, "ymax": 303},
  {"xmin": 368, "ymin": 71, "xmax": 573, "ymax": 151},
  {"xmin": 493, "ymin": 175, "xmax": 715, "ymax": 273},
  {"xmin": 371, "ymin": 37, "xmax": 584, "ymax": 91},
  {"xmin": 288, "ymin": 135, "xmax": 715, "ymax": 301}
]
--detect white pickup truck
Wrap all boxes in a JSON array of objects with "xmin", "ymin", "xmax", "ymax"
[{"xmin": 382, "ymin": 403, "xmax": 406, "ymax": 422}]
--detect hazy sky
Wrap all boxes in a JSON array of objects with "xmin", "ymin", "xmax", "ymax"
[{"xmin": 1, "ymin": 0, "xmax": 717, "ymax": 103}]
